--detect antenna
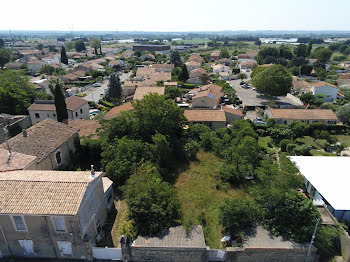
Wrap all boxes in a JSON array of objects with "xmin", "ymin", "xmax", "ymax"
[{"xmin": 3, "ymin": 127, "xmax": 12, "ymax": 164}]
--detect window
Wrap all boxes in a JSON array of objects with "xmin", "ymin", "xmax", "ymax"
[
  {"xmin": 57, "ymin": 241, "xmax": 72, "ymax": 256},
  {"xmin": 11, "ymin": 215, "xmax": 27, "ymax": 231},
  {"xmin": 52, "ymin": 216, "xmax": 66, "ymax": 232},
  {"xmin": 53, "ymin": 113, "xmax": 56, "ymax": 117},
  {"xmin": 96, "ymin": 219, "xmax": 101, "ymax": 233},
  {"xmin": 107, "ymin": 191, "xmax": 113, "ymax": 204},
  {"xmin": 18, "ymin": 240, "xmax": 34, "ymax": 255},
  {"xmin": 35, "ymin": 113, "xmax": 40, "ymax": 118},
  {"xmin": 80, "ymin": 108, "xmax": 83, "ymax": 114},
  {"xmin": 75, "ymin": 112, "xmax": 78, "ymax": 117},
  {"xmin": 284, "ymin": 120, "xmax": 287, "ymax": 124},
  {"xmin": 55, "ymin": 151, "xmax": 62, "ymax": 165}
]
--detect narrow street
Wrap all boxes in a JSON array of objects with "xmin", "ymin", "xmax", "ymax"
[{"xmin": 83, "ymin": 72, "xmax": 131, "ymax": 103}]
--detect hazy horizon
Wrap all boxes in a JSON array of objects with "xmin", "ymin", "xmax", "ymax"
[{"xmin": 3, "ymin": 0, "xmax": 350, "ymax": 32}]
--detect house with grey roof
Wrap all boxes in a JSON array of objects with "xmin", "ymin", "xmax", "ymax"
[{"xmin": 0, "ymin": 169, "xmax": 113, "ymax": 260}]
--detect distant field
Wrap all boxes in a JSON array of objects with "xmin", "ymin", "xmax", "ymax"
[
  {"xmin": 174, "ymin": 150, "xmax": 246, "ymax": 248},
  {"xmin": 174, "ymin": 38, "xmax": 211, "ymax": 44}
]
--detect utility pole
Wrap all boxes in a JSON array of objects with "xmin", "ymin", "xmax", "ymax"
[{"xmin": 304, "ymin": 218, "xmax": 320, "ymax": 262}]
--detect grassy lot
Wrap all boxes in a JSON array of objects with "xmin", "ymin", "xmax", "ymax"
[
  {"xmin": 258, "ymin": 136, "xmax": 275, "ymax": 154},
  {"xmin": 296, "ymin": 136, "xmax": 327, "ymax": 150},
  {"xmin": 111, "ymin": 199, "xmax": 129, "ymax": 247},
  {"xmin": 337, "ymin": 135, "xmax": 350, "ymax": 147},
  {"xmin": 310, "ymin": 150, "xmax": 335, "ymax": 156},
  {"xmin": 174, "ymin": 150, "xmax": 246, "ymax": 248}
]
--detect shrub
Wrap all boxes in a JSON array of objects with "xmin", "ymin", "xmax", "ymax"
[
  {"xmin": 280, "ymin": 139, "xmax": 293, "ymax": 152},
  {"xmin": 99, "ymin": 99, "xmax": 115, "ymax": 108},
  {"xmin": 286, "ymin": 143, "xmax": 297, "ymax": 154},
  {"xmin": 184, "ymin": 139, "xmax": 199, "ymax": 161}
]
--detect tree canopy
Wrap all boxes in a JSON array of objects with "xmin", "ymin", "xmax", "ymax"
[
  {"xmin": 251, "ymin": 64, "xmax": 292, "ymax": 96},
  {"xmin": 0, "ymin": 70, "xmax": 51, "ymax": 114},
  {"xmin": 312, "ymin": 47, "xmax": 333, "ymax": 63},
  {"xmin": 106, "ymin": 74, "xmax": 122, "ymax": 100},
  {"xmin": 60, "ymin": 46, "xmax": 68, "ymax": 65},
  {"xmin": 0, "ymin": 48, "xmax": 10, "ymax": 68},
  {"xmin": 123, "ymin": 163, "xmax": 181, "ymax": 236},
  {"xmin": 90, "ymin": 38, "xmax": 101, "ymax": 54},
  {"xmin": 51, "ymin": 80, "xmax": 68, "ymax": 122},
  {"xmin": 75, "ymin": 40, "xmax": 86, "ymax": 52},
  {"xmin": 178, "ymin": 64, "xmax": 189, "ymax": 82},
  {"xmin": 170, "ymin": 51, "xmax": 182, "ymax": 67},
  {"xmin": 336, "ymin": 103, "xmax": 350, "ymax": 124}
]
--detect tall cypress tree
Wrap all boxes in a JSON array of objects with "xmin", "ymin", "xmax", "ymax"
[
  {"xmin": 52, "ymin": 80, "xmax": 68, "ymax": 122},
  {"xmin": 178, "ymin": 64, "xmax": 189, "ymax": 82},
  {"xmin": 107, "ymin": 74, "xmax": 122, "ymax": 100},
  {"xmin": 60, "ymin": 46, "xmax": 68, "ymax": 65}
]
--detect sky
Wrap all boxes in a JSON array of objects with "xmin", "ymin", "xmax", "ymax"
[{"xmin": 2, "ymin": 0, "xmax": 350, "ymax": 32}]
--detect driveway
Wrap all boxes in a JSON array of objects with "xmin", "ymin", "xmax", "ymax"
[
  {"xmin": 83, "ymin": 72, "xmax": 131, "ymax": 103},
  {"xmin": 228, "ymin": 79, "xmax": 302, "ymax": 108}
]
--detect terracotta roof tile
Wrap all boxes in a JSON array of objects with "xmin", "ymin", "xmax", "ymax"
[
  {"xmin": 184, "ymin": 110, "xmax": 226, "ymax": 122},
  {"xmin": 65, "ymin": 96, "xmax": 88, "ymax": 111},
  {"xmin": 0, "ymin": 119, "xmax": 79, "ymax": 162},
  {"xmin": 269, "ymin": 109, "xmax": 339, "ymax": 121},
  {"xmin": 104, "ymin": 102, "xmax": 134, "ymax": 120},
  {"xmin": 0, "ymin": 170, "xmax": 102, "ymax": 215},
  {"xmin": 133, "ymin": 87, "xmax": 165, "ymax": 100},
  {"xmin": 67, "ymin": 120, "xmax": 101, "ymax": 138},
  {"xmin": 0, "ymin": 149, "xmax": 37, "ymax": 172}
]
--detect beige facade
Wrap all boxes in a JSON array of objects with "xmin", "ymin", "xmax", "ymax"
[{"xmin": 0, "ymin": 171, "xmax": 112, "ymax": 260}]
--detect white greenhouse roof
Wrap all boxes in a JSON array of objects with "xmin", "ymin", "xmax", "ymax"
[{"xmin": 289, "ymin": 156, "xmax": 350, "ymax": 211}]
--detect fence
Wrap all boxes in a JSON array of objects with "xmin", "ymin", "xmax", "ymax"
[{"xmin": 92, "ymin": 247, "xmax": 122, "ymax": 260}]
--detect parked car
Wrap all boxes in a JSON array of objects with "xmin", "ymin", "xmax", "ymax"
[
  {"xmin": 92, "ymin": 83, "xmax": 101, "ymax": 87},
  {"xmin": 253, "ymin": 117, "xmax": 267, "ymax": 125}
]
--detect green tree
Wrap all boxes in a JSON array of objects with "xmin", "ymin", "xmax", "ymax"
[
  {"xmin": 40, "ymin": 65, "xmax": 55, "ymax": 75},
  {"xmin": 251, "ymin": 64, "xmax": 292, "ymax": 96},
  {"xmin": 37, "ymin": 43, "xmax": 43, "ymax": 50},
  {"xmin": 0, "ymin": 70, "xmax": 32, "ymax": 114},
  {"xmin": 106, "ymin": 74, "xmax": 122, "ymax": 100},
  {"xmin": 124, "ymin": 163, "xmax": 181, "ymax": 235},
  {"xmin": 219, "ymin": 48, "xmax": 230, "ymax": 58},
  {"xmin": 295, "ymin": 44, "xmax": 307, "ymax": 57},
  {"xmin": 256, "ymin": 47, "xmax": 278, "ymax": 64},
  {"xmin": 90, "ymin": 38, "xmax": 101, "ymax": 54},
  {"xmin": 0, "ymin": 38, "xmax": 4, "ymax": 48},
  {"xmin": 75, "ymin": 39, "xmax": 86, "ymax": 52},
  {"xmin": 51, "ymin": 80, "xmax": 68, "ymax": 122},
  {"xmin": 254, "ymin": 39, "xmax": 261, "ymax": 46},
  {"xmin": 237, "ymin": 73, "xmax": 247, "ymax": 80},
  {"xmin": 178, "ymin": 64, "xmax": 189, "ymax": 82},
  {"xmin": 260, "ymin": 190, "xmax": 320, "ymax": 242},
  {"xmin": 336, "ymin": 103, "xmax": 350, "ymax": 124},
  {"xmin": 165, "ymin": 86, "xmax": 185, "ymax": 100},
  {"xmin": 60, "ymin": 46, "xmax": 68, "ymax": 65},
  {"xmin": 65, "ymin": 41, "xmax": 75, "ymax": 51},
  {"xmin": 0, "ymin": 48, "xmax": 10, "ymax": 68},
  {"xmin": 307, "ymin": 40, "xmax": 313, "ymax": 57},
  {"xmin": 170, "ymin": 51, "xmax": 182, "ymax": 67},
  {"xmin": 200, "ymin": 73, "xmax": 209, "ymax": 84},
  {"xmin": 219, "ymin": 197, "xmax": 260, "ymax": 239},
  {"xmin": 312, "ymin": 47, "xmax": 333, "ymax": 63},
  {"xmin": 102, "ymin": 137, "xmax": 153, "ymax": 186}
]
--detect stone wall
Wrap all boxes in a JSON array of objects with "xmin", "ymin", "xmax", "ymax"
[
  {"xmin": 225, "ymin": 247, "xmax": 318, "ymax": 262},
  {"xmin": 122, "ymin": 246, "xmax": 207, "ymax": 262},
  {"xmin": 341, "ymin": 232, "xmax": 350, "ymax": 262}
]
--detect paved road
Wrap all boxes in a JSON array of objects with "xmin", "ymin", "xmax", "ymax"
[{"xmin": 83, "ymin": 72, "xmax": 131, "ymax": 103}]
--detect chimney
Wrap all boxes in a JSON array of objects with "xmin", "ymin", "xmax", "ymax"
[
  {"xmin": 22, "ymin": 129, "xmax": 27, "ymax": 138},
  {"xmin": 90, "ymin": 165, "xmax": 95, "ymax": 177}
]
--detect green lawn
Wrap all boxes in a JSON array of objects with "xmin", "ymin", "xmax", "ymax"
[
  {"xmin": 258, "ymin": 136, "xmax": 275, "ymax": 154},
  {"xmin": 296, "ymin": 136, "xmax": 327, "ymax": 150},
  {"xmin": 174, "ymin": 150, "xmax": 246, "ymax": 248},
  {"xmin": 337, "ymin": 135, "xmax": 350, "ymax": 147}
]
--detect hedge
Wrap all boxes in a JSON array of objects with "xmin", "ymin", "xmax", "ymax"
[{"xmin": 99, "ymin": 100, "xmax": 115, "ymax": 108}]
